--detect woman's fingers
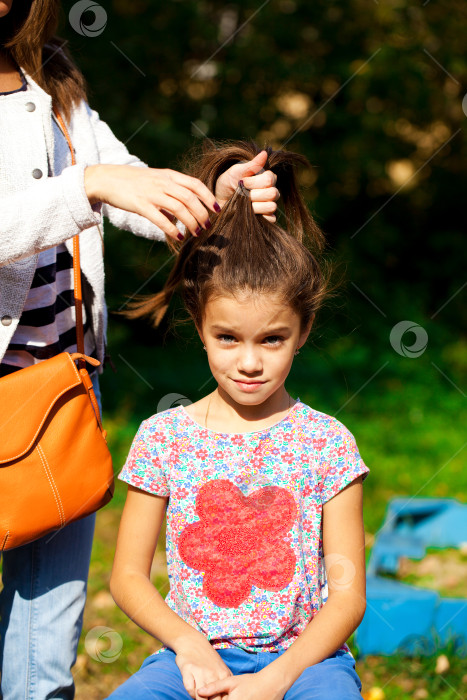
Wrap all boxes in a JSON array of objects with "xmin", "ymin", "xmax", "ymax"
[
  {"xmin": 242, "ymin": 169, "xmax": 277, "ymax": 192},
  {"xmin": 87, "ymin": 162, "xmax": 280, "ymax": 236},
  {"xmin": 248, "ymin": 185, "xmax": 280, "ymax": 203},
  {"xmin": 259, "ymin": 213, "xmax": 276, "ymax": 223},
  {"xmin": 168, "ymin": 170, "xmax": 220, "ymax": 214},
  {"xmin": 86, "ymin": 165, "xmax": 220, "ymax": 238},
  {"xmin": 251, "ymin": 200, "xmax": 278, "ymax": 216},
  {"xmin": 242, "ymin": 172, "xmax": 280, "ymax": 220},
  {"xmin": 158, "ymin": 181, "xmax": 213, "ymax": 233},
  {"xmin": 138, "ymin": 204, "xmax": 182, "ymax": 240},
  {"xmin": 155, "ymin": 193, "xmax": 205, "ymax": 236},
  {"xmin": 239, "ymin": 150, "xmax": 269, "ymax": 177},
  {"xmin": 251, "ymin": 198, "xmax": 277, "ymax": 221},
  {"xmin": 160, "ymin": 209, "xmax": 177, "ymax": 224}
]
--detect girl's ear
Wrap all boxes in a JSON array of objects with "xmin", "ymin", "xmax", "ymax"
[
  {"xmin": 298, "ymin": 314, "xmax": 315, "ymax": 349},
  {"xmin": 195, "ymin": 323, "xmax": 205, "ymax": 346}
]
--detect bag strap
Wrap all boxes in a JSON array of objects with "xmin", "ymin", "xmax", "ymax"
[
  {"xmin": 53, "ymin": 107, "xmax": 85, "ymax": 369},
  {"xmin": 51, "ymin": 108, "xmax": 107, "ymax": 434}
]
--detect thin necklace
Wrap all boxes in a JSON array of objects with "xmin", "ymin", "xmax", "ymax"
[
  {"xmin": 204, "ymin": 392, "xmax": 212, "ymax": 429},
  {"xmin": 204, "ymin": 391, "xmax": 292, "ymax": 431}
]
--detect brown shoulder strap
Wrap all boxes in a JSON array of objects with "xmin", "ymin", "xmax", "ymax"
[{"xmin": 53, "ymin": 107, "xmax": 85, "ymax": 368}]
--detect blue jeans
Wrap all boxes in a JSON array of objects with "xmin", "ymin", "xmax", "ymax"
[
  {"xmin": 106, "ymin": 647, "xmax": 363, "ymax": 699},
  {"xmin": 0, "ymin": 375, "xmax": 102, "ymax": 700}
]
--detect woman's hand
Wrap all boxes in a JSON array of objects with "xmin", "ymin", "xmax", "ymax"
[
  {"xmin": 215, "ymin": 150, "xmax": 280, "ymax": 223},
  {"xmin": 197, "ymin": 667, "xmax": 288, "ymax": 700},
  {"xmin": 175, "ymin": 639, "xmax": 233, "ymax": 700},
  {"xmin": 84, "ymin": 164, "xmax": 220, "ymax": 241},
  {"xmin": 84, "ymin": 150, "xmax": 280, "ymax": 243}
]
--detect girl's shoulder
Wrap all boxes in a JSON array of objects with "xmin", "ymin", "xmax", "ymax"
[
  {"xmin": 136, "ymin": 405, "xmax": 190, "ymax": 437},
  {"xmin": 295, "ymin": 402, "xmax": 369, "ymax": 487},
  {"xmin": 295, "ymin": 401, "xmax": 359, "ymax": 443}
]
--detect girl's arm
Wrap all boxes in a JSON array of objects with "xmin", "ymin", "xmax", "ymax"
[
  {"xmin": 110, "ymin": 485, "xmax": 232, "ymax": 700},
  {"xmin": 198, "ymin": 476, "xmax": 366, "ymax": 700}
]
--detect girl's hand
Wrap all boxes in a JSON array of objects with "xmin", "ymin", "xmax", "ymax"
[
  {"xmin": 198, "ymin": 668, "xmax": 287, "ymax": 700},
  {"xmin": 214, "ymin": 150, "xmax": 280, "ymax": 223},
  {"xmin": 84, "ymin": 164, "xmax": 220, "ymax": 240},
  {"xmin": 175, "ymin": 639, "xmax": 233, "ymax": 700}
]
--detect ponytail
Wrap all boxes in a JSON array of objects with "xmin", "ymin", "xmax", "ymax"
[{"xmin": 124, "ymin": 140, "xmax": 331, "ymax": 331}]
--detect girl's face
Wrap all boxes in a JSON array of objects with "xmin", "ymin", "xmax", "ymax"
[{"xmin": 199, "ymin": 291, "xmax": 311, "ymax": 408}]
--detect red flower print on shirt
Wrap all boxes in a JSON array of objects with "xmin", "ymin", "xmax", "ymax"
[
  {"xmin": 251, "ymin": 455, "xmax": 264, "ymax": 469},
  {"xmin": 174, "ymin": 486, "xmax": 190, "ymax": 500},
  {"xmin": 178, "ymin": 479, "xmax": 297, "ymax": 608},
  {"xmin": 231, "ymin": 435, "xmax": 245, "ymax": 445}
]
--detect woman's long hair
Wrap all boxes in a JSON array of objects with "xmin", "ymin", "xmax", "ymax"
[
  {"xmin": 124, "ymin": 141, "xmax": 334, "ymax": 332},
  {"xmin": 0, "ymin": 0, "xmax": 87, "ymax": 122}
]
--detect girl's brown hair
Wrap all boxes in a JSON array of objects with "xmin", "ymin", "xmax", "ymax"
[
  {"xmin": 125, "ymin": 141, "xmax": 332, "ymax": 333},
  {"xmin": 0, "ymin": 0, "xmax": 87, "ymax": 122}
]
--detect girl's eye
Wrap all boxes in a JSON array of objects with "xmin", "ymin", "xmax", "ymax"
[
  {"xmin": 264, "ymin": 336, "xmax": 284, "ymax": 345},
  {"xmin": 217, "ymin": 334, "xmax": 236, "ymax": 343}
]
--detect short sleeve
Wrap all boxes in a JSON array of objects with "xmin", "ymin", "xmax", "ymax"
[
  {"xmin": 317, "ymin": 421, "xmax": 369, "ymax": 504},
  {"xmin": 118, "ymin": 418, "xmax": 170, "ymax": 497}
]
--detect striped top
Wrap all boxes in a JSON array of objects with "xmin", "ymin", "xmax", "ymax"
[
  {"xmin": 0, "ymin": 69, "xmax": 96, "ymax": 377},
  {"xmin": 0, "ymin": 244, "xmax": 96, "ymax": 376}
]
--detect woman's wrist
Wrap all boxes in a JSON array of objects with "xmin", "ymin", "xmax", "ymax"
[{"xmin": 84, "ymin": 164, "xmax": 103, "ymax": 205}]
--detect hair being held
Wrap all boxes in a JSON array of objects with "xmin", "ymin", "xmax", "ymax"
[{"xmin": 124, "ymin": 141, "xmax": 336, "ymax": 336}]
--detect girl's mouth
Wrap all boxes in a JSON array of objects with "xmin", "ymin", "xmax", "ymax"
[{"xmin": 232, "ymin": 379, "xmax": 265, "ymax": 392}]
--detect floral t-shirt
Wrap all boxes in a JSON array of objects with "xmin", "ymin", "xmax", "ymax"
[{"xmin": 119, "ymin": 400, "xmax": 369, "ymax": 654}]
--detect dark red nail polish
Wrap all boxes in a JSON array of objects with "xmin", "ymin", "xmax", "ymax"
[
  {"xmin": 177, "ymin": 232, "xmax": 184, "ymax": 241},
  {"xmin": 239, "ymin": 180, "xmax": 244, "ymax": 187},
  {"xmin": 214, "ymin": 202, "xmax": 221, "ymax": 213},
  {"xmin": 205, "ymin": 219, "xmax": 211, "ymax": 229},
  {"xmin": 194, "ymin": 226, "xmax": 202, "ymax": 235}
]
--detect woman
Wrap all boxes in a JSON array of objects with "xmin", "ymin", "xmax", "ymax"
[{"xmin": 0, "ymin": 1, "xmax": 279, "ymax": 698}]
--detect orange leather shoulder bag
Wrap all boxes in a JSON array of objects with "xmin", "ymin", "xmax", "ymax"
[{"xmin": 0, "ymin": 108, "xmax": 114, "ymax": 551}]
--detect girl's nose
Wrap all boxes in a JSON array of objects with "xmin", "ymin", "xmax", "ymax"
[{"xmin": 237, "ymin": 346, "xmax": 262, "ymax": 374}]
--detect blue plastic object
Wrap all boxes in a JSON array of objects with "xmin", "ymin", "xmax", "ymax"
[{"xmin": 355, "ymin": 497, "xmax": 467, "ymax": 657}]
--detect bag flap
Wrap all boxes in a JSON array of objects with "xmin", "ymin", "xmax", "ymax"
[{"xmin": 0, "ymin": 353, "xmax": 82, "ymax": 463}]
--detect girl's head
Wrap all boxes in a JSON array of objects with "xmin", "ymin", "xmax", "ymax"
[
  {"xmin": 126, "ymin": 141, "xmax": 333, "ymax": 404},
  {"xmin": 198, "ymin": 289, "xmax": 312, "ymax": 408},
  {"xmin": 0, "ymin": 0, "xmax": 87, "ymax": 121}
]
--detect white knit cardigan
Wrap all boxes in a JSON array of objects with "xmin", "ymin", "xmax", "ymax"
[{"xmin": 0, "ymin": 70, "xmax": 167, "ymax": 369}]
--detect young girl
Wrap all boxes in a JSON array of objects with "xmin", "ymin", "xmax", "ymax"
[{"xmin": 107, "ymin": 142, "xmax": 369, "ymax": 700}]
